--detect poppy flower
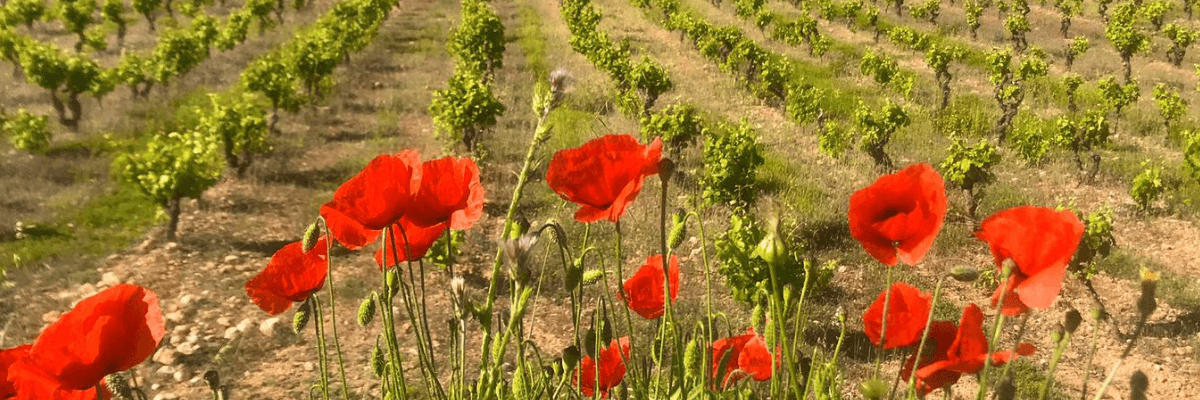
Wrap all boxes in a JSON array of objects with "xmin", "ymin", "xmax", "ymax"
[
  {"xmin": 405, "ymin": 156, "xmax": 485, "ymax": 230},
  {"xmin": 1, "ymin": 344, "xmax": 32, "ymax": 398},
  {"xmin": 320, "ymin": 151, "xmax": 422, "ymax": 249},
  {"xmin": 5, "ymin": 362, "xmax": 111, "ymax": 400},
  {"xmin": 546, "ymin": 135, "xmax": 663, "ymax": 223},
  {"xmin": 863, "ymin": 282, "xmax": 932, "ymax": 349},
  {"xmin": 6, "ymin": 284, "xmax": 162, "ymax": 398},
  {"xmin": 573, "ymin": 336, "xmax": 631, "ymax": 398},
  {"xmin": 245, "ymin": 238, "xmax": 329, "ymax": 315},
  {"xmin": 621, "ymin": 254, "xmax": 680, "ymax": 319},
  {"xmin": 711, "ymin": 327, "xmax": 775, "ymax": 389},
  {"xmin": 849, "ymin": 163, "xmax": 947, "ymax": 266},
  {"xmin": 374, "ymin": 221, "xmax": 448, "ymax": 268},
  {"xmin": 976, "ymin": 206, "xmax": 1084, "ymax": 316},
  {"xmin": 903, "ymin": 304, "xmax": 1036, "ymax": 396}
]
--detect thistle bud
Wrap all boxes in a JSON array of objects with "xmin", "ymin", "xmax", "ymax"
[
  {"xmin": 582, "ymin": 269, "xmax": 605, "ymax": 285},
  {"xmin": 302, "ymin": 222, "xmax": 320, "ymax": 253},
  {"xmin": 859, "ymin": 378, "xmax": 888, "ymax": 400},
  {"xmin": 754, "ymin": 217, "xmax": 787, "ymax": 268},
  {"xmin": 371, "ymin": 344, "xmax": 386, "ymax": 378},
  {"xmin": 357, "ymin": 295, "xmax": 377, "ymax": 327},
  {"xmin": 949, "ymin": 266, "xmax": 980, "ymax": 282},
  {"xmin": 293, "ymin": 301, "xmax": 312, "ymax": 334},
  {"xmin": 105, "ymin": 374, "xmax": 132, "ymax": 399},
  {"xmin": 1137, "ymin": 268, "xmax": 1158, "ymax": 318},
  {"xmin": 667, "ymin": 210, "xmax": 687, "ymax": 251},
  {"xmin": 1064, "ymin": 309, "xmax": 1082, "ymax": 334}
]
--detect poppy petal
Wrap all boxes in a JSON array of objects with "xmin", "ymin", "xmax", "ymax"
[
  {"xmin": 407, "ymin": 157, "xmax": 485, "ymax": 230},
  {"xmin": 320, "ymin": 203, "xmax": 382, "ymax": 250},
  {"xmin": 325, "ymin": 151, "xmax": 422, "ymax": 230},
  {"xmin": 375, "ymin": 221, "xmax": 449, "ymax": 268},
  {"xmin": 621, "ymin": 255, "xmax": 680, "ymax": 319},
  {"xmin": 547, "ymin": 135, "xmax": 663, "ymax": 224},
  {"xmin": 863, "ymin": 282, "xmax": 933, "ymax": 349},
  {"xmin": 849, "ymin": 163, "xmax": 947, "ymax": 267},
  {"xmin": 1, "ymin": 345, "xmax": 32, "ymax": 398},
  {"xmin": 246, "ymin": 239, "xmax": 329, "ymax": 315}
]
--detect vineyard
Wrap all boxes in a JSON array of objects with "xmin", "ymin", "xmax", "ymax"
[{"xmin": 1, "ymin": 0, "xmax": 1199, "ymax": 396}]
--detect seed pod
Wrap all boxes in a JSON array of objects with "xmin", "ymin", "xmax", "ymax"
[
  {"xmin": 754, "ymin": 217, "xmax": 787, "ymax": 268},
  {"xmin": 582, "ymin": 269, "xmax": 605, "ymax": 285},
  {"xmin": 357, "ymin": 295, "xmax": 377, "ymax": 327},
  {"xmin": 293, "ymin": 301, "xmax": 312, "ymax": 334},
  {"xmin": 667, "ymin": 210, "xmax": 687, "ymax": 251},
  {"xmin": 949, "ymin": 266, "xmax": 980, "ymax": 282},
  {"xmin": 302, "ymin": 222, "xmax": 319, "ymax": 253},
  {"xmin": 203, "ymin": 370, "xmax": 221, "ymax": 392},
  {"xmin": 105, "ymin": 374, "xmax": 131, "ymax": 399},
  {"xmin": 859, "ymin": 378, "xmax": 888, "ymax": 400},
  {"xmin": 658, "ymin": 158, "xmax": 676, "ymax": 182}
]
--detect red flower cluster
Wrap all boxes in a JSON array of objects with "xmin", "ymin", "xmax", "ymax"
[
  {"xmin": 976, "ymin": 206, "xmax": 1084, "ymax": 316},
  {"xmin": 2, "ymin": 285, "xmax": 164, "ymax": 399},
  {"xmin": 711, "ymin": 327, "xmax": 774, "ymax": 389},
  {"xmin": 245, "ymin": 238, "xmax": 330, "ymax": 315},
  {"xmin": 901, "ymin": 304, "xmax": 1036, "ymax": 396},
  {"xmin": 849, "ymin": 163, "xmax": 947, "ymax": 267},
  {"xmin": 863, "ymin": 282, "xmax": 932, "ymax": 349},
  {"xmin": 320, "ymin": 151, "xmax": 484, "ymax": 265},
  {"xmin": 547, "ymin": 135, "xmax": 663, "ymax": 223},
  {"xmin": 573, "ymin": 337, "xmax": 631, "ymax": 398},
  {"xmin": 621, "ymin": 254, "xmax": 680, "ymax": 320}
]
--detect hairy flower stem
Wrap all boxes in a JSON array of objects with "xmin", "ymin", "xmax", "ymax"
[
  {"xmin": 612, "ymin": 221, "xmax": 642, "ymax": 389},
  {"xmin": 1092, "ymin": 305, "xmax": 1152, "ymax": 400},
  {"xmin": 386, "ymin": 229, "xmax": 444, "ymax": 399},
  {"xmin": 656, "ymin": 173, "xmax": 685, "ymax": 385},
  {"xmin": 872, "ymin": 267, "xmax": 895, "ymax": 381},
  {"xmin": 375, "ymin": 249, "xmax": 405, "ymax": 397},
  {"xmin": 766, "ymin": 240, "xmax": 799, "ymax": 397},
  {"xmin": 976, "ymin": 264, "xmax": 1014, "ymax": 400},
  {"xmin": 1079, "ymin": 313, "xmax": 1103, "ymax": 400},
  {"xmin": 686, "ymin": 211, "xmax": 716, "ymax": 391},
  {"xmin": 319, "ymin": 221, "xmax": 351, "ymax": 400},
  {"xmin": 905, "ymin": 277, "xmax": 945, "ymax": 398},
  {"xmin": 1039, "ymin": 329, "xmax": 1074, "ymax": 400},
  {"xmin": 310, "ymin": 296, "xmax": 331, "ymax": 400}
]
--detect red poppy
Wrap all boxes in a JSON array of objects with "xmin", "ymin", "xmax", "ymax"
[
  {"xmin": 711, "ymin": 327, "xmax": 775, "ymax": 389},
  {"xmin": 6, "ymin": 285, "xmax": 162, "ymax": 398},
  {"xmin": 621, "ymin": 254, "xmax": 680, "ymax": 319},
  {"xmin": 374, "ymin": 221, "xmax": 448, "ymax": 268},
  {"xmin": 546, "ymin": 135, "xmax": 663, "ymax": 223},
  {"xmin": 903, "ymin": 304, "xmax": 1037, "ymax": 396},
  {"xmin": 405, "ymin": 156, "xmax": 485, "ymax": 230},
  {"xmin": 245, "ymin": 239, "xmax": 329, "ymax": 315},
  {"xmin": 6, "ymin": 362, "xmax": 111, "ymax": 400},
  {"xmin": 976, "ymin": 206, "xmax": 1084, "ymax": 316},
  {"xmin": 573, "ymin": 336, "xmax": 631, "ymax": 398},
  {"xmin": 320, "ymin": 151, "xmax": 422, "ymax": 249},
  {"xmin": 849, "ymin": 163, "xmax": 947, "ymax": 266},
  {"xmin": 863, "ymin": 282, "xmax": 932, "ymax": 349},
  {"xmin": 1, "ymin": 345, "xmax": 31, "ymax": 398}
]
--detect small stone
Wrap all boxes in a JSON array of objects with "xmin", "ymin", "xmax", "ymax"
[
  {"xmin": 217, "ymin": 317, "xmax": 232, "ymax": 327},
  {"xmin": 152, "ymin": 393, "xmax": 178, "ymax": 400},
  {"xmin": 41, "ymin": 311, "xmax": 61, "ymax": 324},
  {"xmin": 259, "ymin": 317, "xmax": 281, "ymax": 337},
  {"xmin": 179, "ymin": 294, "xmax": 197, "ymax": 307},
  {"xmin": 163, "ymin": 242, "xmax": 179, "ymax": 251},
  {"xmin": 99, "ymin": 272, "xmax": 122, "ymax": 287},
  {"xmin": 173, "ymin": 367, "xmax": 190, "ymax": 382},
  {"xmin": 165, "ymin": 311, "xmax": 184, "ymax": 323},
  {"xmin": 175, "ymin": 342, "xmax": 200, "ymax": 355},
  {"xmin": 224, "ymin": 255, "xmax": 239, "ymax": 263},
  {"xmin": 150, "ymin": 384, "xmax": 160, "ymax": 391},
  {"xmin": 223, "ymin": 327, "xmax": 240, "ymax": 340},
  {"xmin": 137, "ymin": 238, "xmax": 155, "ymax": 254},
  {"xmin": 217, "ymin": 264, "xmax": 234, "ymax": 274},
  {"xmin": 155, "ymin": 366, "xmax": 176, "ymax": 376},
  {"xmin": 303, "ymin": 362, "xmax": 314, "ymax": 372},
  {"xmin": 236, "ymin": 318, "xmax": 255, "ymax": 332},
  {"xmin": 152, "ymin": 348, "xmax": 178, "ymax": 365}
]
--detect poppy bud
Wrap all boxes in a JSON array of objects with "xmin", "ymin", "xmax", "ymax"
[
  {"xmin": 1137, "ymin": 268, "xmax": 1158, "ymax": 318},
  {"xmin": 859, "ymin": 378, "xmax": 888, "ymax": 400},
  {"xmin": 1130, "ymin": 370, "xmax": 1149, "ymax": 400},
  {"xmin": 371, "ymin": 344, "xmax": 385, "ymax": 378},
  {"xmin": 386, "ymin": 269, "xmax": 400, "ymax": 298},
  {"xmin": 302, "ymin": 222, "xmax": 319, "ymax": 253},
  {"xmin": 293, "ymin": 301, "xmax": 312, "ymax": 334},
  {"xmin": 754, "ymin": 217, "xmax": 787, "ymax": 268},
  {"xmin": 658, "ymin": 158, "xmax": 676, "ymax": 182},
  {"xmin": 582, "ymin": 269, "xmax": 605, "ymax": 285},
  {"xmin": 995, "ymin": 375, "xmax": 1017, "ymax": 400},
  {"xmin": 751, "ymin": 303, "xmax": 765, "ymax": 332},
  {"xmin": 450, "ymin": 277, "xmax": 467, "ymax": 312},
  {"xmin": 667, "ymin": 210, "xmax": 687, "ymax": 251},
  {"xmin": 1052, "ymin": 330, "xmax": 1063, "ymax": 343},
  {"xmin": 105, "ymin": 374, "xmax": 132, "ymax": 399},
  {"xmin": 562, "ymin": 345, "xmax": 581, "ymax": 369},
  {"xmin": 512, "ymin": 363, "xmax": 529, "ymax": 399},
  {"xmin": 357, "ymin": 295, "xmax": 377, "ymax": 327},
  {"xmin": 509, "ymin": 215, "xmax": 531, "ymax": 241},
  {"xmin": 949, "ymin": 266, "xmax": 979, "ymax": 282},
  {"xmin": 683, "ymin": 338, "xmax": 700, "ymax": 378},
  {"xmin": 203, "ymin": 370, "xmax": 221, "ymax": 393},
  {"xmin": 1064, "ymin": 309, "xmax": 1082, "ymax": 334},
  {"xmin": 565, "ymin": 257, "xmax": 583, "ymax": 292},
  {"xmin": 1090, "ymin": 308, "xmax": 1107, "ymax": 322}
]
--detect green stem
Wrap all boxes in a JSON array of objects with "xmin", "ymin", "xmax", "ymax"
[
  {"xmin": 906, "ymin": 277, "xmax": 944, "ymax": 398},
  {"xmin": 686, "ymin": 211, "xmax": 716, "ymax": 392},
  {"xmin": 873, "ymin": 267, "xmax": 896, "ymax": 380},
  {"xmin": 976, "ymin": 264, "xmax": 1014, "ymax": 400},
  {"xmin": 1079, "ymin": 313, "xmax": 1103, "ymax": 400},
  {"xmin": 311, "ymin": 296, "xmax": 331, "ymax": 400},
  {"xmin": 318, "ymin": 220, "xmax": 350, "ymax": 400},
  {"xmin": 1039, "ymin": 330, "xmax": 1073, "ymax": 400},
  {"xmin": 656, "ymin": 170, "xmax": 684, "ymax": 387}
]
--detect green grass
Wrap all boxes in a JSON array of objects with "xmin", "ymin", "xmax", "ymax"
[{"xmin": 517, "ymin": 3, "xmax": 549, "ymax": 79}]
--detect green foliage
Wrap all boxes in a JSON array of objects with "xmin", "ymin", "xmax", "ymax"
[
  {"xmin": 784, "ymin": 82, "xmax": 823, "ymax": 125},
  {"xmin": 855, "ymin": 100, "xmax": 909, "ymax": 168},
  {"xmin": 55, "ymin": 0, "xmax": 98, "ymax": 51},
  {"xmin": 886, "ymin": 26, "xmax": 930, "ymax": 52},
  {"xmin": 151, "ymin": 25, "xmax": 211, "ymax": 83},
  {"xmin": 448, "ymin": 0, "xmax": 505, "ymax": 77},
  {"xmin": 771, "ymin": 14, "xmax": 829, "ymax": 57},
  {"xmin": 427, "ymin": 229, "xmax": 464, "ymax": 270},
  {"xmin": 1065, "ymin": 35, "xmax": 1088, "ymax": 70},
  {"xmin": 818, "ymin": 120, "xmax": 852, "ymax": 159},
  {"xmin": 714, "ymin": 213, "xmax": 811, "ymax": 304},
  {"xmin": 628, "ymin": 57, "xmax": 673, "ymax": 116},
  {"xmin": 640, "ymin": 103, "xmax": 705, "ymax": 154},
  {"xmin": 940, "ymin": 138, "xmax": 1000, "ymax": 216},
  {"xmin": 908, "ymin": 0, "xmax": 939, "ymax": 23},
  {"xmin": 1130, "ymin": 163, "xmax": 1165, "ymax": 212},
  {"xmin": 859, "ymin": 50, "xmax": 913, "ymax": 97},
  {"xmin": 241, "ymin": 52, "xmax": 302, "ymax": 112},
  {"xmin": 1138, "ymin": 0, "xmax": 1172, "ymax": 31},
  {"xmin": 1184, "ymin": 129, "xmax": 1200, "ymax": 184},
  {"xmin": 216, "ymin": 10, "xmax": 253, "ymax": 50},
  {"xmin": 117, "ymin": 130, "xmax": 222, "ymax": 207},
  {"xmin": 132, "ymin": 0, "xmax": 161, "ymax": 31},
  {"xmin": 3, "ymin": 0, "xmax": 47, "ymax": 29},
  {"xmin": 734, "ymin": 0, "xmax": 764, "ymax": 17},
  {"xmin": 1163, "ymin": 23, "xmax": 1196, "ymax": 67},
  {"xmin": 964, "ymin": 0, "xmax": 983, "ymax": 38},
  {"xmin": 1097, "ymin": 75, "xmax": 1139, "ymax": 114},
  {"xmin": 1056, "ymin": 0, "xmax": 1081, "ymax": 37},
  {"xmin": 1009, "ymin": 114, "xmax": 1055, "ymax": 164},
  {"xmin": 1105, "ymin": 2, "xmax": 1149, "ymax": 80},
  {"xmin": 1004, "ymin": 11, "xmax": 1030, "ymax": 51},
  {"xmin": 101, "ymin": 0, "xmax": 126, "ymax": 36},
  {"xmin": 429, "ymin": 66, "xmax": 506, "ymax": 153},
  {"xmin": 287, "ymin": 26, "xmax": 341, "ymax": 99},
  {"xmin": 3, "ymin": 108, "xmax": 51, "ymax": 153},
  {"xmin": 1069, "ymin": 207, "xmax": 1115, "ymax": 280},
  {"xmin": 1056, "ymin": 110, "xmax": 1111, "ymax": 181},
  {"xmin": 701, "ymin": 119, "xmax": 764, "ymax": 209},
  {"xmin": 1153, "ymin": 83, "xmax": 1187, "ymax": 137},
  {"xmin": 197, "ymin": 92, "xmax": 268, "ymax": 175}
]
